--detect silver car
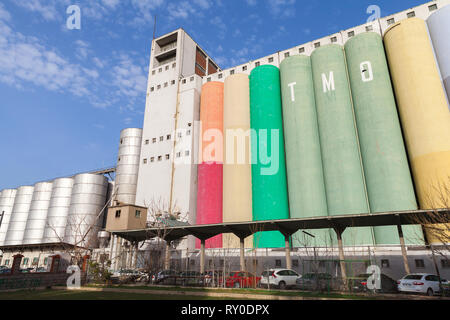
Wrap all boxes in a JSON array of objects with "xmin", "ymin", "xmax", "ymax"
[{"xmin": 397, "ymin": 273, "xmax": 442, "ymax": 296}]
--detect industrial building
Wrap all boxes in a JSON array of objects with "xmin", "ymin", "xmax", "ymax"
[{"xmin": 1, "ymin": 0, "xmax": 450, "ymax": 281}]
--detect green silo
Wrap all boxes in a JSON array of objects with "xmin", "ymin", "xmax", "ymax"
[
  {"xmin": 279, "ymin": 56, "xmax": 331, "ymax": 247},
  {"xmin": 311, "ymin": 44, "xmax": 373, "ymax": 246},
  {"xmin": 249, "ymin": 65, "xmax": 290, "ymax": 248},
  {"xmin": 344, "ymin": 32, "xmax": 424, "ymax": 245}
]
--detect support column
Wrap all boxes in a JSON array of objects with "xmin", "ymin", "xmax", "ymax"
[
  {"xmin": 109, "ymin": 234, "xmax": 115, "ymax": 262},
  {"xmin": 200, "ymin": 239, "xmax": 206, "ymax": 274},
  {"xmin": 114, "ymin": 236, "xmax": 121, "ymax": 270},
  {"xmin": 285, "ymin": 235, "xmax": 292, "ymax": 270},
  {"xmin": 164, "ymin": 241, "xmax": 171, "ymax": 270},
  {"xmin": 334, "ymin": 227, "xmax": 347, "ymax": 284},
  {"xmin": 397, "ymin": 224, "xmax": 411, "ymax": 274},
  {"xmin": 240, "ymin": 237, "xmax": 246, "ymax": 272},
  {"xmin": 133, "ymin": 243, "xmax": 138, "ymax": 269}
]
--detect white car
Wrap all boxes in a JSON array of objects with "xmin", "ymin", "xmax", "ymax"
[
  {"xmin": 397, "ymin": 273, "xmax": 442, "ymax": 296},
  {"xmin": 260, "ymin": 269, "xmax": 301, "ymax": 290}
]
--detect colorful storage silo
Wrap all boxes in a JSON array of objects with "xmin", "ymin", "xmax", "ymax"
[
  {"xmin": 0, "ymin": 189, "xmax": 17, "ymax": 246},
  {"xmin": 384, "ymin": 18, "xmax": 450, "ymax": 244},
  {"xmin": 279, "ymin": 55, "xmax": 331, "ymax": 247},
  {"xmin": 222, "ymin": 74, "xmax": 253, "ymax": 249},
  {"xmin": 249, "ymin": 65, "xmax": 290, "ymax": 248},
  {"xmin": 344, "ymin": 32, "xmax": 424, "ymax": 245},
  {"xmin": 196, "ymin": 81, "xmax": 224, "ymax": 249},
  {"xmin": 311, "ymin": 44, "xmax": 373, "ymax": 246},
  {"xmin": 427, "ymin": 4, "xmax": 450, "ymax": 103}
]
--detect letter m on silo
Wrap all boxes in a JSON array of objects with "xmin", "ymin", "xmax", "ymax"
[{"xmin": 322, "ymin": 72, "xmax": 335, "ymax": 93}]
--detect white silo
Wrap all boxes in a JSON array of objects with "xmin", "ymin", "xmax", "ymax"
[
  {"xmin": 0, "ymin": 189, "xmax": 17, "ymax": 246},
  {"xmin": 4, "ymin": 186, "xmax": 35, "ymax": 245},
  {"xmin": 23, "ymin": 182, "xmax": 53, "ymax": 245},
  {"xmin": 115, "ymin": 128, "xmax": 143, "ymax": 205},
  {"xmin": 64, "ymin": 174, "xmax": 108, "ymax": 247},
  {"xmin": 42, "ymin": 178, "xmax": 74, "ymax": 243}
]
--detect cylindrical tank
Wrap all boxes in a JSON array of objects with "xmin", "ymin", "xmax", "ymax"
[
  {"xmin": 222, "ymin": 74, "xmax": 253, "ymax": 249},
  {"xmin": 64, "ymin": 174, "xmax": 108, "ymax": 247},
  {"xmin": 0, "ymin": 189, "xmax": 17, "ymax": 246},
  {"xmin": 311, "ymin": 44, "xmax": 373, "ymax": 246},
  {"xmin": 344, "ymin": 32, "xmax": 423, "ymax": 245},
  {"xmin": 249, "ymin": 65, "xmax": 290, "ymax": 248},
  {"xmin": 196, "ymin": 82, "xmax": 223, "ymax": 249},
  {"xmin": 427, "ymin": 5, "xmax": 450, "ymax": 103},
  {"xmin": 42, "ymin": 178, "xmax": 74, "ymax": 243},
  {"xmin": 4, "ymin": 186, "xmax": 35, "ymax": 246},
  {"xmin": 384, "ymin": 18, "xmax": 450, "ymax": 244},
  {"xmin": 115, "ymin": 128, "xmax": 143, "ymax": 205},
  {"xmin": 279, "ymin": 55, "xmax": 331, "ymax": 247},
  {"xmin": 23, "ymin": 182, "xmax": 53, "ymax": 245}
]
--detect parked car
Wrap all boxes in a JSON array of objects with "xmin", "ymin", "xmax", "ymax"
[
  {"xmin": 203, "ymin": 270, "xmax": 225, "ymax": 287},
  {"xmin": 224, "ymin": 271, "xmax": 261, "ymax": 288},
  {"xmin": 34, "ymin": 267, "xmax": 48, "ymax": 273},
  {"xmin": 260, "ymin": 269, "xmax": 301, "ymax": 289},
  {"xmin": 296, "ymin": 272, "xmax": 339, "ymax": 291},
  {"xmin": 0, "ymin": 268, "xmax": 11, "ymax": 274},
  {"xmin": 155, "ymin": 269, "xmax": 179, "ymax": 284},
  {"xmin": 178, "ymin": 271, "xmax": 203, "ymax": 286},
  {"xmin": 348, "ymin": 273, "xmax": 398, "ymax": 293},
  {"xmin": 19, "ymin": 268, "xmax": 34, "ymax": 273},
  {"xmin": 397, "ymin": 273, "xmax": 443, "ymax": 296}
]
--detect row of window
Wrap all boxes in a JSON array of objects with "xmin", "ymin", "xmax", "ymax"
[
  {"xmin": 115, "ymin": 209, "xmax": 141, "ymax": 219},
  {"xmin": 150, "ymin": 79, "xmax": 176, "ymax": 92},
  {"xmin": 151, "ymin": 62, "xmax": 177, "ymax": 75},
  {"xmin": 142, "ymin": 150, "xmax": 191, "ymax": 164},
  {"xmin": 0, "ymin": 257, "xmax": 48, "ymax": 267},
  {"xmin": 144, "ymin": 128, "xmax": 192, "ymax": 146}
]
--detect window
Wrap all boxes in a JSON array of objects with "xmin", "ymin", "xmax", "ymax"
[
  {"xmin": 143, "ymin": 158, "xmax": 147, "ymax": 164},
  {"xmin": 167, "ymin": 134, "xmax": 171, "ymax": 140},
  {"xmin": 187, "ymin": 130, "xmax": 191, "ymax": 136},
  {"xmin": 165, "ymin": 65, "xmax": 169, "ymax": 71},
  {"xmin": 218, "ymin": 73, "xmax": 223, "ymax": 79},
  {"xmin": 387, "ymin": 18, "xmax": 395, "ymax": 25},
  {"xmin": 178, "ymin": 132, "xmax": 182, "ymax": 138},
  {"xmin": 185, "ymin": 150, "xmax": 190, "ymax": 156},
  {"xmin": 145, "ymin": 139, "xmax": 149, "ymax": 145},
  {"xmin": 165, "ymin": 154, "xmax": 170, "ymax": 160},
  {"xmin": 242, "ymin": 65, "xmax": 247, "ymax": 71},
  {"xmin": 331, "ymin": 36, "xmax": 337, "ymax": 43},
  {"xmin": 299, "ymin": 47, "xmax": 305, "ymax": 53},
  {"xmin": 415, "ymin": 259, "xmax": 425, "ymax": 268},
  {"xmin": 117, "ymin": 157, "xmax": 121, "ymax": 162},
  {"xmin": 172, "ymin": 62, "xmax": 176, "ymax": 68},
  {"xmin": 176, "ymin": 152, "xmax": 181, "ymax": 158},
  {"xmin": 164, "ymin": 82, "xmax": 168, "ymax": 87},
  {"xmin": 135, "ymin": 210, "xmax": 141, "ymax": 218},
  {"xmin": 207, "ymin": 77, "xmax": 211, "ymax": 82},
  {"xmin": 230, "ymin": 69, "xmax": 235, "ymax": 75},
  {"xmin": 190, "ymin": 76, "xmax": 194, "ymax": 82},
  {"xmin": 255, "ymin": 61, "xmax": 260, "ymax": 67},
  {"xmin": 268, "ymin": 57, "xmax": 274, "ymax": 63},
  {"xmin": 32, "ymin": 257, "xmax": 39, "ymax": 266},
  {"xmin": 152, "ymin": 70, "xmax": 156, "ymax": 75},
  {"xmin": 158, "ymin": 156, "xmax": 162, "ymax": 161},
  {"xmin": 160, "ymin": 136, "xmax": 164, "ymax": 142},
  {"xmin": 120, "ymin": 139, "xmax": 123, "ymax": 144},
  {"xmin": 115, "ymin": 210, "xmax": 121, "ymax": 218},
  {"xmin": 157, "ymin": 84, "xmax": 161, "ymax": 90},
  {"xmin": 366, "ymin": 25, "xmax": 373, "ymax": 32},
  {"xmin": 182, "ymin": 79, "xmax": 186, "ymax": 84},
  {"xmin": 284, "ymin": 52, "xmax": 290, "ymax": 58},
  {"xmin": 428, "ymin": 4, "xmax": 438, "ymax": 12},
  {"xmin": 22, "ymin": 258, "xmax": 29, "ymax": 266},
  {"xmin": 171, "ymin": 80, "xmax": 175, "ymax": 85},
  {"xmin": 188, "ymin": 123, "xmax": 192, "ymax": 127},
  {"xmin": 150, "ymin": 157, "xmax": 155, "ymax": 162},
  {"xmin": 348, "ymin": 31, "xmax": 355, "ymax": 37},
  {"xmin": 314, "ymin": 42, "xmax": 321, "ymax": 48},
  {"xmin": 441, "ymin": 260, "xmax": 450, "ymax": 269},
  {"xmin": 275, "ymin": 259, "xmax": 282, "ymax": 267},
  {"xmin": 152, "ymin": 138, "xmax": 156, "ymax": 143},
  {"xmin": 150, "ymin": 87, "xmax": 154, "ymax": 92},
  {"xmin": 5, "ymin": 259, "xmax": 9, "ymax": 266},
  {"xmin": 381, "ymin": 259, "xmax": 390, "ymax": 268},
  {"xmin": 43, "ymin": 258, "xmax": 47, "ymax": 266},
  {"xmin": 407, "ymin": 11, "xmax": 415, "ymax": 18},
  {"xmin": 158, "ymin": 68, "xmax": 162, "ymax": 73}
]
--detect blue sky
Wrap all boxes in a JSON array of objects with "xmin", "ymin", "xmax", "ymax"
[{"xmin": 0, "ymin": 0, "xmax": 426, "ymax": 190}]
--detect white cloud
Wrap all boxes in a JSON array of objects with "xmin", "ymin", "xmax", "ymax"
[
  {"xmin": 111, "ymin": 54, "xmax": 147, "ymax": 99},
  {"xmin": 268, "ymin": 0, "xmax": 296, "ymax": 18},
  {"xmin": 193, "ymin": 0, "xmax": 211, "ymax": 9},
  {"xmin": 14, "ymin": 0, "xmax": 62, "ymax": 21},
  {"xmin": 101, "ymin": 0, "xmax": 120, "ymax": 9},
  {"xmin": 0, "ymin": 3, "xmax": 11, "ymax": 21},
  {"xmin": 246, "ymin": 0, "xmax": 257, "ymax": 6}
]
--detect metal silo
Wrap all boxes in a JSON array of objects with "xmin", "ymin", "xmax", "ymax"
[
  {"xmin": 344, "ymin": 32, "xmax": 423, "ymax": 245},
  {"xmin": 115, "ymin": 128, "xmax": 143, "ymax": 205},
  {"xmin": 311, "ymin": 44, "xmax": 373, "ymax": 246},
  {"xmin": 64, "ymin": 174, "xmax": 108, "ymax": 247},
  {"xmin": 4, "ymin": 186, "xmax": 35, "ymax": 246},
  {"xmin": 279, "ymin": 55, "xmax": 331, "ymax": 247},
  {"xmin": 222, "ymin": 74, "xmax": 253, "ymax": 249},
  {"xmin": 427, "ymin": 4, "xmax": 450, "ymax": 103},
  {"xmin": 23, "ymin": 182, "xmax": 53, "ymax": 245},
  {"xmin": 42, "ymin": 178, "xmax": 74, "ymax": 243},
  {"xmin": 249, "ymin": 65, "xmax": 290, "ymax": 249},
  {"xmin": 384, "ymin": 18, "xmax": 450, "ymax": 244},
  {"xmin": 0, "ymin": 189, "xmax": 17, "ymax": 246},
  {"xmin": 196, "ymin": 81, "xmax": 223, "ymax": 249}
]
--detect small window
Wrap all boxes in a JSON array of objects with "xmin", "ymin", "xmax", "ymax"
[
  {"xmin": 22, "ymin": 258, "xmax": 29, "ymax": 266},
  {"xmin": 182, "ymin": 79, "xmax": 186, "ymax": 84},
  {"xmin": 167, "ymin": 134, "xmax": 171, "ymax": 140},
  {"xmin": 157, "ymin": 84, "xmax": 161, "ymax": 90},
  {"xmin": 150, "ymin": 157, "xmax": 155, "ymax": 162},
  {"xmin": 387, "ymin": 18, "xmax": 395, "ymax": 25},
  {"xmin": 171, "ymin": 80, "xmax": 175, "ymax": 85},
  {"xmin": 284, "ymin": 52, "xmax": 290, "ymax": 58},
  {"xmin": 145, "ymin": 139, "xmax": 149, "ymax": 145},
  {"xmin": 348, "ymin": 31, "xmax": 355, "ymax": 37},
  {"xmin": 187, "ymin": 130, "xmax": 191, "ymax": 136},
  {"xmin": 428, "ymin": 4, "xmax": 438, "ymax": 12},
  {"xmin": 160, "ymin": 136, "xmax": 164, "ymax": 142},
  {"xmin": 207, "ymin": 77, "xmax": 211, "ymax": 82},
  {"xmin": 441, "ymin": 260, "xmax": 450, "ymax": 269},
  {"xmin": 407, "ymin": 11, "xmax": 415, "ymax": 18},
  {"xmin": 164, "ymin": 82, "xmax": 168, "ymax": 87},
  {"xmin": 242, "ymin": 65, "xmax": 247, "ymax": 71},
  {"xmin": 158, "ymin": 68, "xmax": 162, "ymax": 73},
  {"xmin": 190, "ymin": 76, "xmax": 194, "ymax": 82},
  {"xmin": 32, "ymin": 257, "xmax": 39, "ymax": 265},
  {"xmin": 118, "ymin": 157, "xmax": 121, "ymax": 162},
  {"xmin": 176, "ymin": 152, "xmax": 181, "ymax": 158},
  {"xmin": 381, "ymin": 259, "xmax": 390, "ymax": 268},
  {"xmin": 152, "ymin": 138, "xmax": 156, "ymax": 143},
  {"xmin": 230, "ymin": 69, "xmax": 235, "ymax": 75},
  {"xmin": 172, "ymin": 63, "xmax": 176, "ymax": 68},
  {"xmin": 366, "ymin": 25, "xmax": 373, "ymax": 32},
  {"xmin": 255, "ymin": 61, "xmax": 260, "ymax": 67},
  {"xmin": 299, "ymin": 47, "xmax": 305, "ymax": 53},
  {"xmin": 178, "ymin": 132, "xmax": 182, "ymax": 138},
  {"xmin": 218, "ymin": 73, "xmax": 223, "ymax": 79},
  {"xmin": 115, "ymin": 210, "xmax": 121, "ymax": 218},
  {"xmin": 314, "ymin": 42, "xmax": 320, "ymax": 48},
  {"xmin": 330, "ymin": 36, "xmax": 337, "ymax": 43},
  {"xmin": 165, "ymin": 65, "xmax": 169, "ymax": 71},
  {"xmin": 5, "ymin": 259, "xmax": 10, "ymax": 266},
  {"xmin": 415, "ymin": 259, "xmax": 425, "ymax": 268},
  {"xmin": 188, "ymin": 123, "xmax": 192, "ymax": 127},
  {"xmin": 135, "ymin": 210, "xmax": 141, "ymax": 218},
  {"xmin": 165, "ymin": 154, "xmax": 170, "ymax": 160},
  {"xmin": 275, "ymin": 259, "xmax": 282, "ymax": 267},
  {"xmin": 158, "ymin": 156, "xmax": 162, "ymax": 161},
  {"xmin": 268, "ymin": 57, "xmax": 274, "ymax": 63},
  {"xmin": 150, "ymin": 87, "xmax": 154, "ymax": 92},
  {"xmin": 143, "ymin": 158, "xmax": 147, "ymax": 164},
  {"xmin": 43, "ymin": 258, "xmax": 47, "ymax": 266},
  {"xmin": 185, "ymin": 150, "xmax": 190, "ymax": 156},
  {"xmin": 152, "ymin": 70, "xmax": 156, "ymax": 75}
]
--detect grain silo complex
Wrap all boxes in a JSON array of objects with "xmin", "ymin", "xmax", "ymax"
[{"xmin": 0, "ymin": 0, "xmax": 449, "ymax": 282}]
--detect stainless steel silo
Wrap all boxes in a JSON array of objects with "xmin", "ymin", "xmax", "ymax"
[
  {"xmin": 114, "ymin": 128, "xmax": 143, "ymax": 205},
  {"xmin": 64, "ymin": 174, "xmax": 108, "ymax": 247},
  {"xmin": 0, "ymin": 189, "xmax": 17, "ymax": 246},
  {"xmin": 42, "ymin": 178, "xmax": 74, "ymax": 243},
  {"xmin": 4, "ymin": 186, "xmax": 35, "ymax": 245},
  {"xmin": 23, "ymin": 182, "xmax": 53, "ymax": 245}
]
